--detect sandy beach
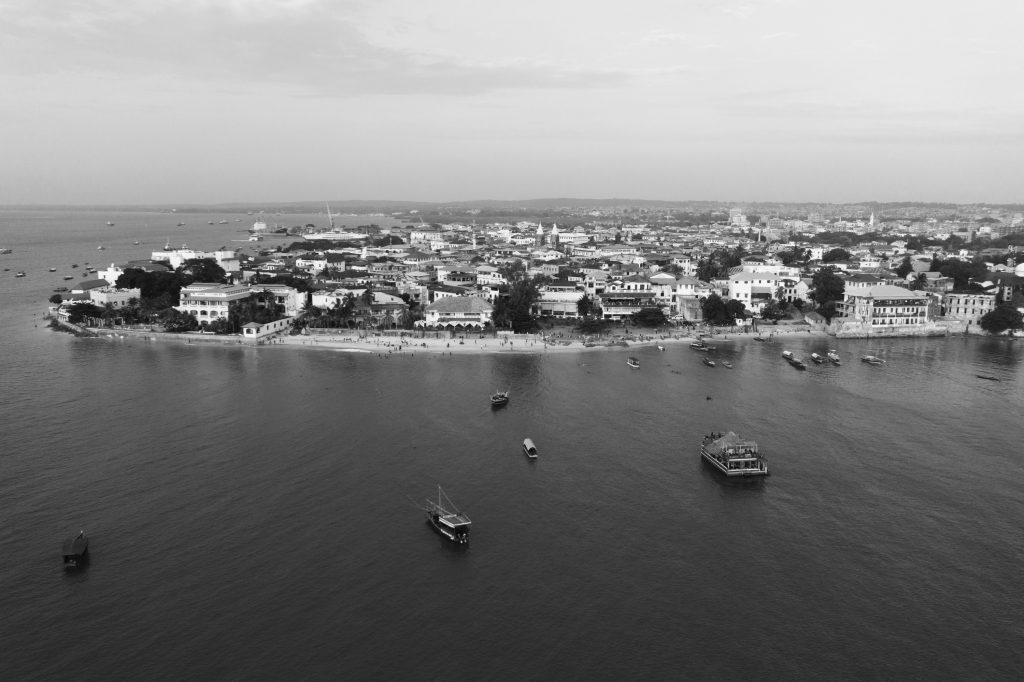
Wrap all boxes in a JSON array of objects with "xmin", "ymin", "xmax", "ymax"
[{"xmin": 268, "ymin": 324, "xmax": 829, "ymax": 356}]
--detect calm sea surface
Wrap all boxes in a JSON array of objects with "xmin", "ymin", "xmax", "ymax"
[{"xmin": 2, "ymin": 209, "xmax": 1023, "ymax": 680}]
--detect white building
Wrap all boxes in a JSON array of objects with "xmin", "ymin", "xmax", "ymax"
[
  {"xmin": 421, "ymin": 295, "xmax": 494, "ymax": 329},
  {"xmin": 89, "ymin": 287, "xmax": 141, "ymax": 308},
  {"xmin": 175, "ymin": 283, "xmax": 252, "ymax": 321}
]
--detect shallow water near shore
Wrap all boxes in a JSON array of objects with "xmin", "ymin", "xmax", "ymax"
[{"xmin": 2, "ymin": 210, "xmax": 1023, "ymax": 680}]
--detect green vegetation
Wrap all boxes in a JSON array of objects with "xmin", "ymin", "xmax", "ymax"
[
  {"xmin": 700, "ymin": 293, "xmax": 747, "ymax": 325},
  {"xmin": 980, "ymin": 305, "xmax": 1024, "ymax": 335},
  {"xmin": 630, "ymin": 307, "xmax": 669, "ymax": 327},
  {"xmin": 810, "ymin": 266, "xmax": 845, "ymax": 322}
]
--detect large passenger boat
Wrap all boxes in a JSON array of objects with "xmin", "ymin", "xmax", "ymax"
[
  {"xmin": 700, "ymin": 432, "xmax": 769, "ymax": 477},
  {"xmin": 422, "ymin": 486, "xmax": 471, "ymax": 544}
]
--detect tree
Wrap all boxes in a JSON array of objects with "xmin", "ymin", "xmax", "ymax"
[
  {"xmin": 576, "ymin": 293, "xmax": 596, "ymax": 318},
  {"xmin": 161, "ymin": 308, "xmax": 198, "ymax": 332},
  {"xmin": 65, "ymin": 302, "xmax": 104, "ymax": 325},
  {"xmin": 699, "ymin": 293, "xmax": 733, "ymax": 325},
  {"xmin": 894, "ymin": 256, "xmax": 913, "ymax": 279},
  {"xmin": 822, "ymin": 248, "xmax": 851, "ymax": 263},
  {"xmin": 176, "ymin": 258, "xmax": 226, "ymax": 285},
  {"xmin": 631, "ymin": 307, "xmax": 668, "ymax": 327},
  {"xmin": 575, "ymin": 317, "xmax": 609, "ymax": 335},
  {"xmin": 810, "ymin": 267, "xmax": 845, "ymax": 321},
  {"xmin": 980, "ymin": 305, "xmax": 1024, "ymax": 335},
  {"xmin": 492, "ymin": 274, "xmax": 545, "ymax": 332},
  {"xmin": 49, "ymin": 294, "xmax": 63, "ymax": 305}
]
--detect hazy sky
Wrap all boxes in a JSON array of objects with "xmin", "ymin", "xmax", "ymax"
[{"xmin": 1, "ymin": 0, "xmax": 1022, "ymax": 205}]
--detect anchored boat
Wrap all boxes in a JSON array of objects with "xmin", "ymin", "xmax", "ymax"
[
  {"xmin": 490, "ymin": 389, "xmax": 510, "ymax": 407},
  {"xmin": 626, "ymin": 357, "xmax": 640, "ymax": 368},
  {"xmin": 827, "ymin": 350, "xmax": 841, "ymax": 365},
  {"xmin": 62, "ymin": 530, "xmax": 89, "ymax": 567},
  {"xmin": 700, "ymin": 432, "xmax": 769, "ymax": 477},
  {"xmin": 422, "ymin": 486, "xmax": 471, "ymax": 544},
  {"xmin": 523, "ymin": 438, "xmax": 538, "ymax": 459},
  {"xmin": 861, "ymin": 355, "xmax": 885, "ymax": 365},
  {"xmin": 781, "ymin": 350, "xmax": 807, "ymax": 370}
]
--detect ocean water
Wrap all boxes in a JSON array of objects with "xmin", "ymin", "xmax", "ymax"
[{"xmin": 2, "ymin": 210, "xmax": 1023, "ymax": 680}]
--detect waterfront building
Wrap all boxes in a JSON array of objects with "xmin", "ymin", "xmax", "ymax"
[
  {"xmin": 833, "ymin": 284, "xmax": 943, "ymax": 337},
  {"xmin": 176, "ymin": 283, "xmax": 252, "ymax": 322},
  {"xmin": 534, "ymin": 280, "xmax": 584, "ymax": 318},
  {"xmin": 942, "ymin": 292, "xmax": 997, "ymax": 333},
  {"xmin": 89, "ymin": 286, "xmax": 140, "ymax": 309},
  {"xmin": 421, "ymin": 295, "xmax": 493, "ymax": 330},
  {"xmin": 728, "ymin": 271, "xmax": 787, "ymax": 315}
]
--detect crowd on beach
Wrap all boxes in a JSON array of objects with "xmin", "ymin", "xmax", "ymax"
[{"xmin": 270, "ymin": 323, "xmax": 826, "ymax": 357}]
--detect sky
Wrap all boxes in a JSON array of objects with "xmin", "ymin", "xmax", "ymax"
[{"xmin": 1, "ymin": 0, "xmax": 1022, "ymax": 206}]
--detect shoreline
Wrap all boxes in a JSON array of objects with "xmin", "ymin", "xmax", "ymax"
[
  {"xmin": 74, "ymin": 322, "xmax": 992, "ymax": 357},
  {"xmin": 198, "ymin": 325, "xmax": 829, "ymax": 356}
]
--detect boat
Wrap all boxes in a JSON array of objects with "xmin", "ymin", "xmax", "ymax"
[
  {"xmin": 0, "ymin": 247, "xmax": 12, "ymax": 254},
  {"xmin": 690, "ymin": 340, "xmax": 707, "ymax": 350},
  {"xmin": 702, "ymin": 357, "xmax": 715, "ymax": 367},
  {"xmin": 422, "ymin": 486, "xmax": 471, "ymax": 544},
  {"xmin": 701, "ymin": 432, "xmax": 769, "ymax": 477},
  {"xmin": 522, "ymin": 438, "xmax": 538, "ymax": 459},
  {"xmin": 781, "ymin": 350, "xmax": 806, "ymax": 370},
  {"xmin": 63, "ymin": 275, "xmax": 74, "ymax": 280},
  {"xmin": 15, "ymin": 271, "xmax": 26, "ymax": 277},
  {"xmin": 827, "ymin": 350, "xmax": 841, "ymax": 365},
  {"xmin": 657, "ymin": 344, "xmax": 665, "ymax": 351},
  {"xmin": 976, "ymin": 374, "xmax": 1000, "ymax": 381},
  {"xmin": 177, "ymin": 222, "xmax": 186, "ymax": 227},
  {"xmin": 721, "ymin": 361, "xmax": 733, "ymax": 369},
  {"xmin": 861, "ymin": 355, "xmax": 885, "ymax": 365},
  {"xmin": 753, "ymin": 336, "xmax": 766, "ymax": 342},
  {"xmin": 133, "ymin": 240, "xmax": 140, "ymax": 245},
  {"xmin": 106, "ymin": 221, "xmax": 114, "ymax": 226},
  {"xmin": 490, "ymin": 390, "xmax": 509, "ymax": 407},
  {"xmin": 810, "ymin": 353, "xmax": 824, "ymax": 364},
  {"xmin": 62, "ymin": 530, "xmax": 89, "ymax": 567},
  {"xmin": 627, "ymin": 356, "xmax": 640, "ymax": 368},
  {"xmin": 48, "ymin": 267, "xmax": 57, "ymax": 272},
  {"xmin": 96, "ymin": 245, "xmax": 105, "ymax": 250}
]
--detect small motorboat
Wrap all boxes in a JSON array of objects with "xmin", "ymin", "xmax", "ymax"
[
  {"xmin": 62, "ymin": 530, "xmax": 89, "ymax": 568},
  {"xmin": 861, "ymin": 355, "xmax": 885, "ymax": 365},
  {"xmin": 827, "ymin": 350, "xmax": 841, "ymax": 365},
  {"xmin": 627, "ymin": 357, "xmax": 640, "ymax": 368},
  {"xmin": 810, "ymin": 352, "xmax": 824, "ymax": 364},
  {"xmin": 721, "ymin": 361, "xmax": 733, "ymax": 369},
  {"xmin": 702, "ymin": 357, "xmax": 716, "ymax": 367},
  {"xmin": 490, "ymin": 390, "xmax": 510, "ymax": 407},
  {"xmin": 522, "ymin": 438, "xmax": 538, "ymax": 459},
  {"xmin": 657, "ymin": 344, "xmax": 665, "ymax": 351},
  {"xmin": 14, "ymin": 271, "xmax": 26, "ymax": 277}
]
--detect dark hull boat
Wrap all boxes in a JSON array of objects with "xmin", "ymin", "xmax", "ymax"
[
  {"xmin": 62, "ymin": 531, "xmax": 88, "ymax": 568},
  {"xmin": 491, "ymin": 390, "xmax": 509, "ymax": 408}
]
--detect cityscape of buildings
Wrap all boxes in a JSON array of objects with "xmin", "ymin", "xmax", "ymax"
[{"xmin": 53, "ymin": 201, "xmax": 1024, "ymax": 340}]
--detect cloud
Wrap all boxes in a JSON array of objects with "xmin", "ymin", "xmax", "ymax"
[
  {"xmin": 0, "ymin": 0, "xmax": 633, "ymax": 96},
  {"xmin": 761, "ymin": 31, "xmax": 798, "ymax": 41}
]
